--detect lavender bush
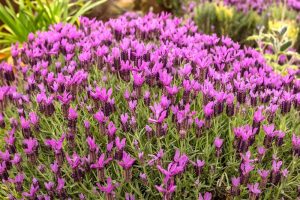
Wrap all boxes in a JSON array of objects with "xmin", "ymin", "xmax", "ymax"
[
  {"xmin": 222, "ymin": 0, "xmax": 300, "ymax": 13},
  {"xmin": 1, "ymin": 12, "xmax": 300, "ymax": 199}
]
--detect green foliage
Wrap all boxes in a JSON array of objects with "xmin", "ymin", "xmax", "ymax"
[
  {"xmin": 192, "ymin": 1, "xmax": 300, "ymax": 49},
  {"xmin": 193, "ymin": 2, "xmax": 264, "ymax": 45},
  {"xmin": 247, "ymin": 26, "xmax": 300, "ymax": 74},
  {"xmin": 0, "ymin": 0, "xmax": 106, "ymax": 51},
  {"xmin": 156, "ymin": 0, "xmax": 182, "ymax": 14}
]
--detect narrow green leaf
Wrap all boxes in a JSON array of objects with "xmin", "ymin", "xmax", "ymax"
[
  {"xmin": 280, "ymin": 26, "xmax": 288, "ymax": 36},
  {"xmin": 280, "ymin": 41, "xmax": 292, "ymax": 52}
]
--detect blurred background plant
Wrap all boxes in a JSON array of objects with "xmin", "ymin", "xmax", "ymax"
[
  {"xmin": 156, "ymin": 0, "xmax": 182, "ymax": 14},
  {"xmin": 0, "ymin": 0, "xmax": 107, "ymax": 59},
  {"xmin": 191, "ymin": 1, "xmax": 300, "ymax": 50},
  {"xmin": 247, "ymin": 26, "xmax": 300, "ymax": 75},
  {"xmin": 193, "ymin": 1, "xmax": 263, "ymax": 45}
]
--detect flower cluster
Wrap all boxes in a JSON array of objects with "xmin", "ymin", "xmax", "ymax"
[
  {"xmin": 0, "ymin": 12, "xmax": 299, "ymax": 199},
  {"xmin": 223, "ymin": 0, "xmax": 300, "ymax": 13}
]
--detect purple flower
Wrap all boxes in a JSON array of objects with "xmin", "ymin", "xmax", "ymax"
[
  {"xmin": 86, "ymin": 136, "xmax": 98, "ymax": 152},
  {"xmin": 148, "ymin": 149, "xmax": 164, "ymax": 166},
  {"xmin": 0, "ymin": 113, "xmax": 5, "ymax": 128},
  {"xmin": 198, "ymin": 192, "xmax": 212, "ymax": 200},
  {"xmin": 281, "ymin": 169, "xmax": 289, "ymax": 178},
  {"xmin": 191, "ymin": 159, "xmax": 205, "ymax": 176},
  {"xmin": 118, "ymin": 151, "xmax": 135, "ymax": 170},
  {"xmin": 271, "ymin": 159, "xmax": 283, "ymax": 185},
  {"xmin": 115, "ymin": 137, "xmax": 126, "ymax": 152},
  {"xmin": 204, "ymin": 102, "xmax": 214, "ymax": 120},
  {"xmin": 97, "ymin": 177, "xmax": 118, "ymax": 195},
  {"xmin": 11, "ymin": 153, "xmax": 22, "ymax": 167},
  {"xmin": 214, "ymin": 137, "xmax": 224, "ymax": 149},
  {"xmin": 263, "ymin": 124, "xmax": 275, "ymax": 147},
  {"xmin": 94, "ymin": 110, "xmax": 107, "ymax": 123},
  {"xmin": 292, "ymin": 134, "xmax": 300, "ymax": 156},
  {"xmin": 50, "ymin": 161, "xmax": 59, "ymax": 174},
  {"xmin": 22, "ymin": 183, "xmax": 39, "ymax": 198},
  {"xmin": 247, "ymin": 183, "xmax": 261, "ymax": 199},
  {"xmin": 252, "ymin": 108, "xmax": 264, "ymax": 132},
  {"xmin": 84, "ymin": 120, "xmax": 90, "ymax": 129},
  {"xmin": 44, "ymin": 134, "xmax": 65, "ymax": 154},
  {"xmin": 12, "ymin": 172, "xmax": 24, "ymax": 192},
  {"xmin": 66, "ymin": 152, "xmax": 81, "ymax": 169},
  {"xmin": 132, "ymin": 71, "xmax": 145, "ymax": 87},
  {"xmin": 91, "ymin": 153, "xmax": 112, "ymax": 169},
  {"xmin": 272, "ymin": 160, "xmax": 282, "ymax": 172},
  {"xmin": 214, "ymin": 136, "xmax": 224, "ymax": 157},
  {"xmin": 121, "ymin": 113, "xmax": 129, "ymax": 124},
  {"xmin": 263, "ymin": 124, "xmax": 275, "ymax": 137},
  {"xmin": 258, "ymin": 169, "xmax": 269, "ymax": 179},
  {"xmin": 68, "ymin": 107, "xmax": 78, "ymax": 120},
  {"xmin": 107, "ymin": 121, "xmax": 117, "ymax": 140},
  {"xmin": 29, "ymin": 112, "xmax": 39, "ymax": 126},
  {"xmin": 231, "ymin": 176, "xmax": 240, "ymax": 187},
  {"xmin": 56, "ymin": 177, "xmax": 65, "ymax": 195},
  {"xmin": 155, "ymin": 178, "xmax": 177, "ymax": 200},
  {"xmin": 23, "ymin": 137, "xmax": 38, "ymax": 155},
  {"xmin": 44, "ymin": 181, "xmax": 55, "ymax": 191},
  {"xmin": 149, "ymin": 103, "xmax": 167, "ymax": 124}
]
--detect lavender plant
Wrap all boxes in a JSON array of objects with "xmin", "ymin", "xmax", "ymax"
[{"xmin": 1, "ymin": 12, "xmax": 300, "ymax": 199}]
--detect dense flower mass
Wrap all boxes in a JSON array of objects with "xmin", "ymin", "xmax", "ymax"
[
  {"xmin": 223, "ymin": 0, "xmax": 300, "ymax": 13},
  {"xmin": 0, "ymin": 12, "xmax": 300, "ymax": 199}
]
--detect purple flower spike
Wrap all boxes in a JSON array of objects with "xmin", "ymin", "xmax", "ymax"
[
  {"xmin": 190, "ymin": 159, "xmax": 205, "ymax": 176},
  {"xmin": 66, "ymin": 152, "xmax": 82, "ymax": 181},
  {"xmin": 94, "ymin": 110, "xmax": 107, "ymax": 134},
  {"xmin": 84, "ymin": 120, "xmax": 91, "ymax": 137},
  {"xmin": 29, "ymin": 112, "xmax": 39, "ymax": 131},
  {"xmin": 120, "ymin": 113, "xmax": 129, "ymax": 132},
  {"xmin": 20, "ymin": 116, "xmax": 32, "ymax": 138},
  {"xmin": 118, "ymin": 151, "xmax": 135, "ymax": 182},
  {"xmin": 56, "ymin": 177, "xmax": 66, "ymax": 198},
  {"xmin": 195, "ymin": 118, "xmax": 205, "ymax": 137},
  {"xmin": 125, "ymin": 193, "xmax": 135, "ymax": 200},
  {"xmin": 292, "ymin": 134, "xmax": 300, "ymax": 156},
  {"xmin": 258, "ymin": 169, "xmax": 269, "ymax": 189},
  {"xmin": 67, "ymin": 107, "xmax": 78, "ymax": 131},
  {"xmin": 198, "ymin": 192, "xmax": 212, "ymax": 200},
  {"xmin": 155, "ymin": 178, "xmax": 177, "ymax": 200},
  {"xmin": 271, "ymin": 159, "xmax": 282, "ymax": 185},
  {"xmin": 0, "ymin": 113, "xmax": 5, "ymax": 128},
  {"xmin": 257, "ymin": 146, "xmax": 266, "ymax": 161},
  {"xmin": 91, "ymin": 153, "xmax": 112, "ymax": 181},
  {"xmin": 97, "ymin": 177, "xmax": 118, "ymax": 200},
  {"xmin": 149, "ymin": 103, "xmax": 167, "ymax": 136},
  {"xmin": 23, "ymin": 137, "xmax": 38, "ymax": 164},
  {"xmin": 247, "ymin": 183, "xmax": 261, "ymax": 200},
  {"xmin": 252, "ymin": 108, "xmax": 264, "ymax": 134},
  {"xmin": 13, "ymin": 172, "xmax": 25, "ymax": 192},
  {"xmin": 45, "ymin": 134, "xmax": 65, "ymax": 165},
  {"xmin": 86, "ymin": 136, "xmax": 98, "ymax": 163},
  {"xmin": 262, "ymin": 124, "xmax": 275, "ymax": 148},
  {"xmin": 107, "ymin": 121, "xmax": 117, "ymax": 142},
  {"xmin": 214, "ymin": 137, "xmax": 224, "ymax": 157},
  {"xmin": 231, "ymin": 176, "xmax": 240, "ymax": 196}
]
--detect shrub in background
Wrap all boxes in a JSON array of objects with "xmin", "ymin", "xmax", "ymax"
[
  {"xmin": 0, "ymin": 13, "xmax": 300, "ymax": 199},
  {"xmin": 248, "ymin": 26, "xmax": 300, "ymax": 75},
  {"xmin": 192, "ymin": 1, "xmax": 300, "ymax": 50}
]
